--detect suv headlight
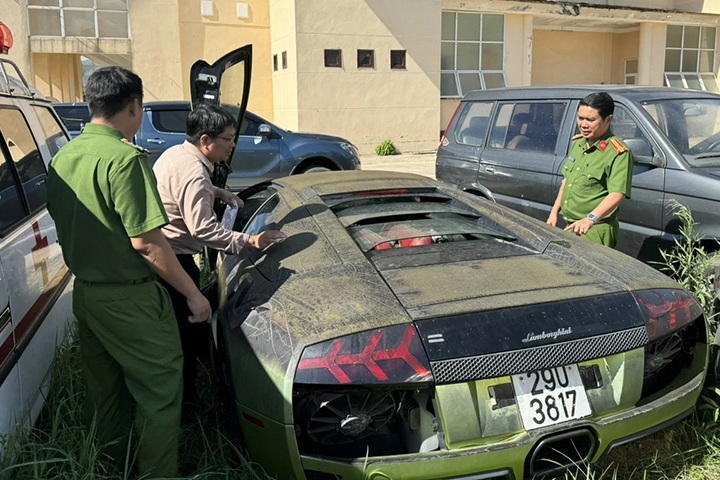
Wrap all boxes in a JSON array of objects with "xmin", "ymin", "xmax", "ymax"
[{"xmin": 340, "ymin": 142, "xmax": 361, "ymax": 161}]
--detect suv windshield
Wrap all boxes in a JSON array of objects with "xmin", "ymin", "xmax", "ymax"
[{"xmin": 642, "ymin": 98, "xmax": 720, "ymax": 166}]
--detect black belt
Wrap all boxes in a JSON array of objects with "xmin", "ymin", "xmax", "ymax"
[
  {"xmin": 564, "ymin": 216, "xmax": 615, "ymax": 225},
  {"xmin": 76, "ymin": 275, "xmax": 157, "ymax": 286}
]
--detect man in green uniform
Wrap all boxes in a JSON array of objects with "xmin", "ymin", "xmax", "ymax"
[
  {"xmin": 47, "ymin": 66, "xmax": 212, "ymax": 478},
  {"xmin": 547, "ymin": 92, "xmax": 633, "ymax": 248}
]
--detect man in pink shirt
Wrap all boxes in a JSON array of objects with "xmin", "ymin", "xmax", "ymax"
[{"xmin": 153, "ymin": 104, "xmax": 285, "ymax": 417}]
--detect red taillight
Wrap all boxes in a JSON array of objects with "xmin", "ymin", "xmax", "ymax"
[
  {"xmin": 439, "ymin": 101, "xmax": 462, "ymax": 148},
  {"xmin": 633, "ymin": 289, "xmax": 703, "ymax": 340},
  {"xmin": 295, "ymin": 325, "xmax": 433, "ymax": 385}
]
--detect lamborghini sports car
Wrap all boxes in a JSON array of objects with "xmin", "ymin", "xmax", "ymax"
[{"xmin": 211, "ymin": 170, "xmax": 708, "ymax": 480}]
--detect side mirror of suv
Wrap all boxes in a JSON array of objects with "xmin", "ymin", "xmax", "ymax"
[
  {"xmin": 625, "ymin": 137, "xmax": 662, "ymax": 167},
  {"xmin": 258, "ymin": 123, "xmax": 272, "ymax": 137}
]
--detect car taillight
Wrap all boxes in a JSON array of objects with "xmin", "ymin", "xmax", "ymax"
[
  {"xmin": 439, "ymin": 101, "xmax": 462, "ymax": 148},
  {"xmin": 295, "ymin": 325, "xmax": 433, "ymax": 385},
  {"xmin": 634, "ymin": 289, "xmax": 705, "ymax": 398},
  {"xmin": 632, "ymin": 289, "xmax": 703, "ymax": 341}
]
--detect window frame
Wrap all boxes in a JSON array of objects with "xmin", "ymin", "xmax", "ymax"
[
  {"xmin": 357, "ymin": 49, "xmax": 375, "ymax": 69},
  {"xmin": 27, "ymin": 0, "xmax": 130, "ymax": 39},
  {"xmin": 324, "ymin": 49, "xmax": 342, "ymax": 68},
  {"xmin": 664, "ymin": 24, "xmax": 719, "ymax": 92}
]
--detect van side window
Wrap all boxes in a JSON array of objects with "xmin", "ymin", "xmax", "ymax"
[
  {"xmin": 0, "ymin": 108, "xmax": 47, "ymax": 213},
  {"xmin": 490, "ymin": 102, "xmax": 566, "ymax": 154},
  {"xmin": 573, "ymin": 105, "xmax": 653, "ymax": 161},
  {"xmin": 33, "ymin": 106, "xmax": 69, "ymax": 156},
  {"xmin": 239, "ymin": 116, "xmax": 260, "ymax": 136},
  {"xmin": 0, "ymin": 153, "xmax": 25, "ymax": 232},
  {"xmin": 454, "ymin": 102, "xmax": 492, "ymax": 147}
]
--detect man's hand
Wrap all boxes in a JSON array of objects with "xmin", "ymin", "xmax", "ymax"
[
  {"xmin": 564, "ymin": 218, "xmax": 594, "ymax": 236},
  {"xmin": 546, "ymin": 211, "xmax": 559, "ymax": 227},
  {"xmin": 216, "ymin": 188, "xmax": 244, "ymax": 208},
  {"xmin": 249, "ymin": 230, "xmax": 287, "ymax": 249},
  {"xmin": 186, "ymin": 292, "xmax": 212, "ymax": 324}
]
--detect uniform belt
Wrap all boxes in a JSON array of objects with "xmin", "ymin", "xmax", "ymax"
[
  {"xmin": 565, "ymin": 216, "xmax": 614, "ymax": 225},
  {"xmin": 76, "ymin": 275, "xmax": 157, "ymax": 286}
]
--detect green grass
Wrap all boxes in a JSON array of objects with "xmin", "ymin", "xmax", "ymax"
[{"xmin": 0, "ymin": 328, "xmax": 273, "ymax": 480}]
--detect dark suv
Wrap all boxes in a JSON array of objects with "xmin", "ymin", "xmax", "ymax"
[
  {"xmin": 54, "ymin": 101, "xmax": 362, "ymax": 191},
  {"xmin": 436, "ymin": 85, "xmax": 720, "ymax": 262}
]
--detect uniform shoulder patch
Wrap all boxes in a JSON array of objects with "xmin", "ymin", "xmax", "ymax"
[
  {"xmin": 121, "ymin": 138, "xmax": 151, "ymax": 155},
  {"xmin": 572, "ymin": 133, "xmax": 584, "ymax": 140},
  {"xmin": 609, "ymin": 138, "xmax": 627, "ymax": 154}
]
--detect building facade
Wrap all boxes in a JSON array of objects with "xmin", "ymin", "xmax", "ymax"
[{"xmin": 3, "ymin": 0, "xmax": 720, "ymax": 153}]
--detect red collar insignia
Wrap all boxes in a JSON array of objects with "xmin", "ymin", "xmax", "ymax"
[{"xmin": 598, "ymin": 140, "xmax": 608, "ymax": 152}]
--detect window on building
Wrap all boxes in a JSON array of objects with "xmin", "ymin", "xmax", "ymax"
[
  {"xmin": 664, "ymin": 25, "xmax": 719, "ymax": 92},
  {"xmin": 324, "ymin": 49, "xmax": 342, "ymax": 68},
  {"xmin": 391, "ymin": 50, "xmax": 406, "ymax": 69},
  {"xmin": 282, "ymin": 51, "xmax": 288, "ymax": 69},
  {"xmin": 625, "ymin": 58, "xmax": 638, "ymax": 85},
  {"xmin": 273, "ymin": 54, "xmax": 278, "ymax": 72},
  {"xmin": 27, "ymin": 0, "xmax": 129, "ymax": 38},
  {"xmin": 357, "ymin": 50, "xmax": 375, "ymax": 68},
  {"xmin": 441, "ymin": 11, "xmax": 506, "ymax": 98}
]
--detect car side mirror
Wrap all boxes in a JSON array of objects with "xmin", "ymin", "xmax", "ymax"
[
  {"xmin": 258, "ymin": 124, "xmax": 272, "ymax": 137},
  {"xmin": 625, "ymin": 137, "xmax": 661, "ymax": 167}
]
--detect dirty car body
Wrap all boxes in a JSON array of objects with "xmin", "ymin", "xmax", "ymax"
[{"xmin": 212, "ymin": 170, "xmax": 708, "ymax": 480}]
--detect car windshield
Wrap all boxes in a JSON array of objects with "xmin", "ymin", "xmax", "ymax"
[
  {"xmin": 326, "ymin": 190, "xmax": 516, "ymax": 253},
  {"xmin": 642, "ymin": 98, "xmax": 720, "ymax": 166}
]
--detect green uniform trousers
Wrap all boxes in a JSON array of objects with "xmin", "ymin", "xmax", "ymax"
[
  {"xmin": 73, "ymin": 279, "xmax": 183, "ymax": 478},
  {"xmin": 584, "ymin": 219, "xmax": 619, "ymax": 248}
]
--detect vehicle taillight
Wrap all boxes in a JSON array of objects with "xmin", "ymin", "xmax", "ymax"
[
  {"xmin": 439, "ymin": 101, "xmax": 462, "ymax": 148},
  {"xmin": 633, "ymin": 289, "xmax": 703, "ymax": 340},
  {"xmin": 295, "ymin": 325, "xmax": 433, "ymax": 385}
]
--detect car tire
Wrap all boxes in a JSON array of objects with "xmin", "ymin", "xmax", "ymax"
[{"xmin": 301, "ymin": 166, "xmax": 331, "ymax": 174}]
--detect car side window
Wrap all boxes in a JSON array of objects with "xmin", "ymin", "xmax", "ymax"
[
  {"xmin": 0, "ymin": 108, "xmax": 47, "ymax": 213},
  {"xmin": 0, "ymin": 152, "xmax": 25, "ymax": 232},
  {"xmin": 151, "ymin": 109, "xmax": 189, "ymax": 133},
  {"xmin": 233, "ymin": 187, "xmax": 279, "ymax": 233},
  {"xmin": 490, "ymin": 102, "xmax": 565, "ymax": 154},
  {"xmin": 243, "ymin": 193, "xmax": 281, "ymax": 237},
  {"xmin": 239, "ymin": 116, "xmax": 260, "ymax": 136},
  {"xmin": 454, "ymin": 102, "xmax": 493, "ymax": 147},
  {"xmin": 33, "ymin": 106, "xmax": 69, "ymax": 156}
]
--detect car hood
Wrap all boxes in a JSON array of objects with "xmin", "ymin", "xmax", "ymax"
[{"xmin": 291, "ymin": 131, "xmax": 350, "ymax": 144}]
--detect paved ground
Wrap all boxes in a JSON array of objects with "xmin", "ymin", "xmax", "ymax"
[{"xmin": 360, "ymin": 151, "xmax": 437, "ymax": 179}]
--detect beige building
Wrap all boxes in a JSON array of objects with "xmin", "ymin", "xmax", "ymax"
[{"xmin": 2, "ymin": 0, "xmax": 720, "ymax": 153}]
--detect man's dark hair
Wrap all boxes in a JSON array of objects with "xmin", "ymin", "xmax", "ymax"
[
  {"xmin": 186, "ymin": 104, "xmax": 238, "ymax": 143},
  {"xmin": 85, "ymin": 66, "xmax": 143, "ymax": 119},
  {"xmin": 580, "ymin": 92, "xmax": 615, "ymax": 119}
]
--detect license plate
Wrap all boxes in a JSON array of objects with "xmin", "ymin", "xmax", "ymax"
[{"xmin": 511, "ymin": 364, "xmax": 592, "ymax": 431}]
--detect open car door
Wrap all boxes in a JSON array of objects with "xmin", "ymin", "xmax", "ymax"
[{"xmin": 190, "ymin": 44, "xmax": 252, "ymax": 192}]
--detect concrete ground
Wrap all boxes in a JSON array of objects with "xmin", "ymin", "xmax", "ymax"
[{"xmin": 360, "ymin": 151, "xmax": 437, "ymax": 179}]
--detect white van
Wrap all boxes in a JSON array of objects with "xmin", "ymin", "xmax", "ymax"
[{"xmin": 0, "ymin": 56, "xmax": 74, "ymax": 442}]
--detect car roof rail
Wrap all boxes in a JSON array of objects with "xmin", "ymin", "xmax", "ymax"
[{"xmin": 0, "ymin": 58, "xmax": 34, "ymax": 97}]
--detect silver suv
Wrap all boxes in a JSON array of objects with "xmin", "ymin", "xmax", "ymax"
[{"xmin": 436, "ymin": 85, "xmax": 720, "ymax": 262}]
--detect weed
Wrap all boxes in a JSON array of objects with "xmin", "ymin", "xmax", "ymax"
[{"xmin": 374, "ymin": 138, "xmax": 398, "ymax": 156}]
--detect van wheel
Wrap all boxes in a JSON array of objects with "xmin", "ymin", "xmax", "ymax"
[{"xmin": 301, "ymin": 166, "xmax": 331, "ymax": 174}]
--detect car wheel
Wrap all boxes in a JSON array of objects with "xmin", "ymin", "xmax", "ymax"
[{"xmin": 301, "ymin": 166, "xmax": 331, "ymax": 174}]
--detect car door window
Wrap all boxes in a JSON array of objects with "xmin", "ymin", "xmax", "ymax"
[
  {"xmin": 490, "ymin": 102, "xmax": 565, "ymax": 153},
  {"xmin": 454, "ymin": 102, "xmax": 493, "ymax": 147},
  {"xmin": 150, "ymin": 109, "xmax": 189, "ymax": 133},
  {"xmin": 243, "ymin": 193, "xmax": 280, "ymax": 236},
  {"xmin": 573, "ymin": 105, "xmax": 653, "ymax": 161},
  {"xmin": 0, "ymin": 108, "xmax": 47, "ymax": 213},
  {"xmin": 239, "ymin": 116, "xmax": 260, "ymax": 136},
  {"xmin": 33, "ymin": 105, "xmax": 69, "ymax": 156},
  {"xmin": 0, "ymin": 153, "xmax": 24, "ymax": 232},
  {"xmin": 233, "ymin": 187, "xmax": 278, "ymax": 233}
]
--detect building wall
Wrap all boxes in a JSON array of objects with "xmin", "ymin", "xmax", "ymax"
[
  {"xmin": 287, "ymin": 0, "xmax": 442, "ymax": 154},
  {"xmin": 532, "ymin": 30, "xmax": 614, "ymax": 85},
  {"xmin": 32, "ymin": 53, "xmax": 83, "ymax": 102},
  {"xmin": 270, "ymin": 0, "xmax": 300, "ymax": 129},
  {"xmin": 3, "ymin": 2, "xmax": 33, "ymax": 86},
  {"xmin": 611, "ymin": 31, "xmax": 640, "ymax": 85}
]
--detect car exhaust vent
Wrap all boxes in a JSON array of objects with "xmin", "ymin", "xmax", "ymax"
[{"xmin": 526, "ymin": 428, "xmax": 596, "ymax": 479}]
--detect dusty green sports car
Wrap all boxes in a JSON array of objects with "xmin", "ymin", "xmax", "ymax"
[{"xmin": 210, "ymin": 170, "xmax": 708, "ymax": 480}]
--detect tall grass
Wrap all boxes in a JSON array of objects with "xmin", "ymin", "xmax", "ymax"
[{"xmin": 0, "ymin": 327, "xmax": 272, "ymax": 480}]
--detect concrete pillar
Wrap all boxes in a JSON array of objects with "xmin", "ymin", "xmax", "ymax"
[{"xmin": 638, "ymin": 22, "xmax": 667, "ymax": 86}]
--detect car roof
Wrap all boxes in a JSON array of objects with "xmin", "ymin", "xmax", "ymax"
[
  {"xmin": 273, "ymin": 170, "xmax": 438, "ymax": 198},
  {"xmin": 461, "ymin": 85, "xmax": 720, "ymax": 103}
]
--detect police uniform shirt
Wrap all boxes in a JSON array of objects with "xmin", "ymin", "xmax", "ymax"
[
  {"xmin": 560, "ymin": 129, "xmax": 633, "ymax": 223},
  {"xmin": 47, "ymin": 123, "xmax": 168, "ymax": 283}
]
